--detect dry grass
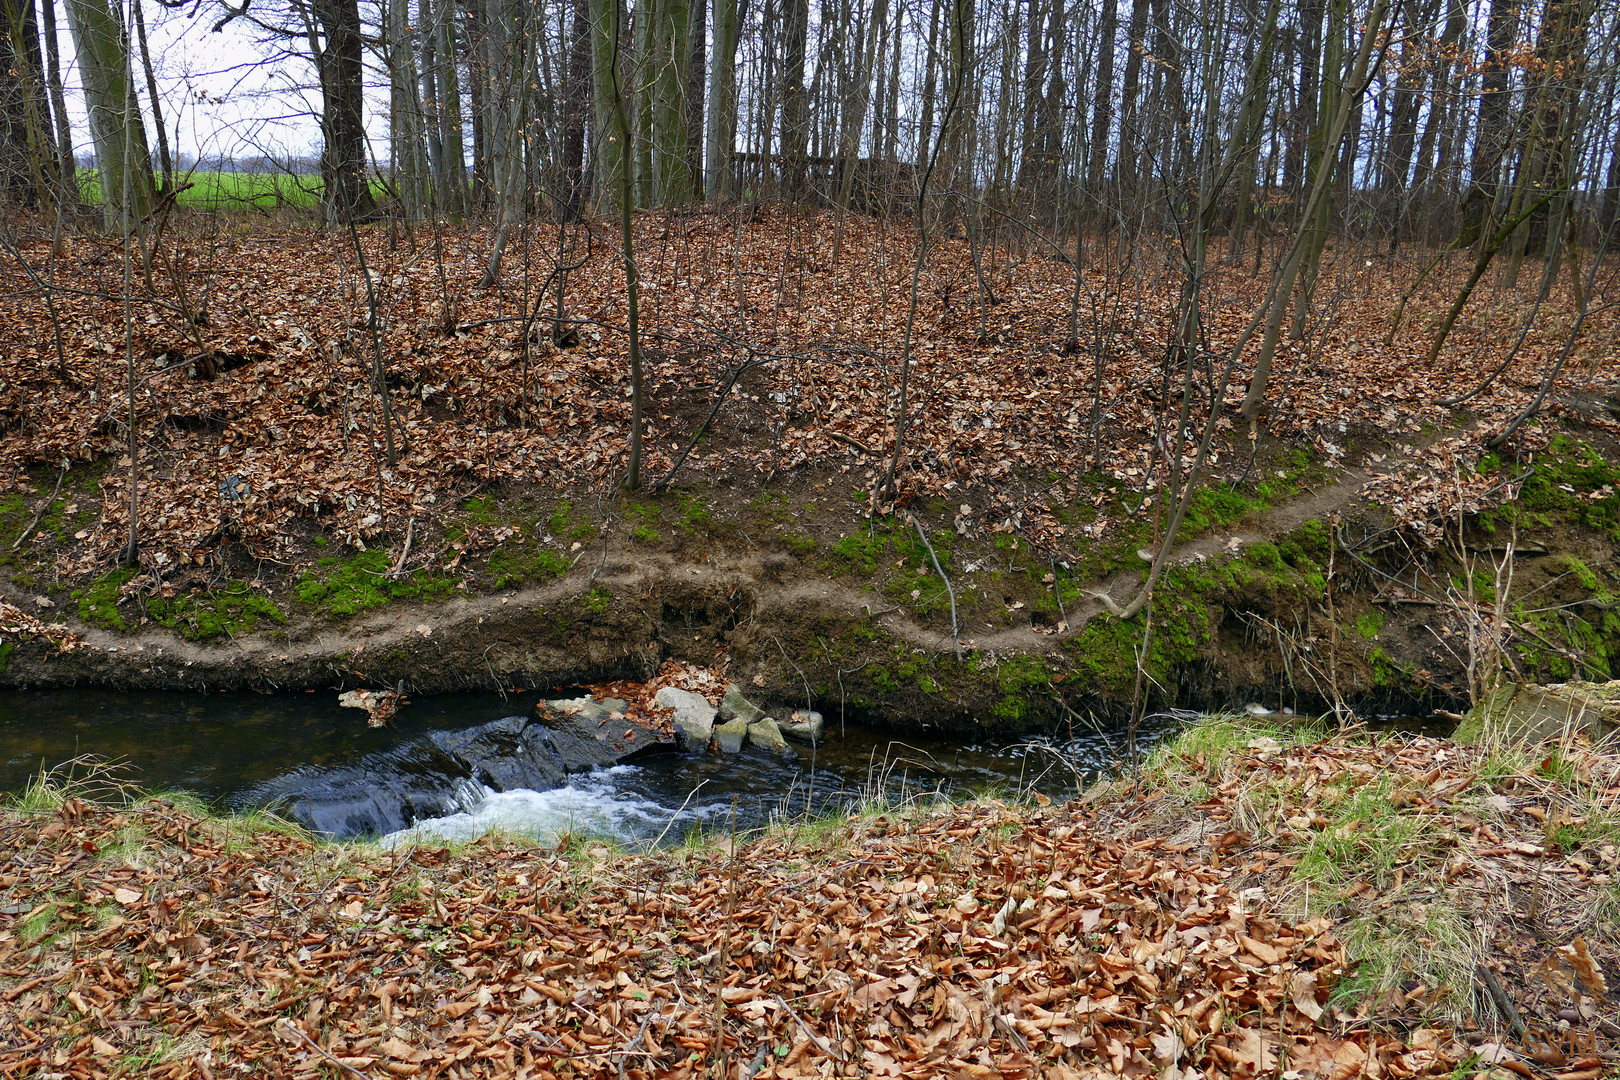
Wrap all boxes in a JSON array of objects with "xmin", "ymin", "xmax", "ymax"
[{"xmin": 1099, "ymin": 713, "xmax": 1620, "ymax": 1038}]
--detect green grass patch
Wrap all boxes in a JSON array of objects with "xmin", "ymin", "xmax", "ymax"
[
  {"xmin": 1240, "ymin": 540, "xmax": 1286, "ymax": 572},
  {"xmin": 1278, "ymin": 519, "xmax": 1331, "ymax": 565},
  {"xmin": 0, "ymin": 491, "xmax": 24, "ymax": 550},
  {"xmin": 625, "ymin": 502, "xmax": 662, "ymax": 545},
  {"xmin": 781, "ymin": 532, "xmax": 817, "ymax": 557},
  {"xmin": 1511, "ymin": 436, "xmax": 1620, "ymax": 540},
  {"xmin": 677, "ymin": 494, "xmax": 712, "ymax": 532},
  {"xmin": 16, "ymin": 904, "xmax": 60, "ymax": 946},
  {"xmin": 822, "ymin": 520, "xmax": 956, "ymax": 614},
  {"xmin": 1137, "ymin": 714, "xmax": 1491, "ymax": 1023},
  {"xmin": 984, "ymin": 653, "xmax": 1054, "ymax": 724},
  {"xmin": 1144, "ymin": 711, "xmax": 1320, "ymax": 780},
  {"xmin": 1063, "ymin": 567, "xmax": 1219, "ymax": 697},
  {"xmin": 1294, "ymin": 775, "xmax": 1432, "ymax": 886},
  {"xmin": 1510, "ymin": 601, "xmax": 1610, "ymax": 681},
  {"xmin": 1368, "ymin": 645, "xmax": 1409, "ymax": 687},
  {"xmin": 1180, "ymin": 484, "xmax": 1264, "ymax": 536},
  {"xmin": 829, "ymin": 530, "xmax": 882, "ymax": 575},
  {"xmin": 460, "ymin": 494, "xmax": 506, "ymax": 526}
]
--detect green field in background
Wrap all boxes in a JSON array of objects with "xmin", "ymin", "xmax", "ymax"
[{"xmin": 76, "ymin": 169, "xmax": 336, "ymax": 210}]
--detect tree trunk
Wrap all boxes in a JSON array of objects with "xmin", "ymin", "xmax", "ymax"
[
  {"xmin": 385, "ymin": 0, "xmax": 430, "ymax": 219},
  {"xmin": 563, "ymin": 0, "xmax": 590, "ymax": 211},
  {"xmin": 881, "ymin": 0, "xmax": 899, "ymax": 161},
  {"xmin": 63, "ymin": 0, "xmax": 154, "ymax": 231},
  {"xmin": 590, "ymin": 0, "xmax": 627, "ymax": 213},
  {"xmin": 1239, "ymin": 0, "xmax": 1388, "ymax": 426},
  {"xmin": 312, "ymin": 0, "xmax": 375, "ymax": 223},
  {"xmin": 1601, "ymin": 76, "xmax": 1620, "ymax": 237},
  {"xmin": 0, "ymin": 0, "xmax": 56, "ymax": 205},
  {"xmin": 605, "ymin": 0, "xmax": 644, "ymax": 488},
  {"xmin": 1015, "ymin": 0, "xmax": 1048, "ymax": 194},
  {"xmin": 130, "ymin": 0, "xmax": 170, "ymax": 193},
  {"xmin": 1284, "ymin": 0, "xmax": 1323, "ymax": 199},
  {"xmin": 914, "ymin": 0, "xmax": 941, "ymax": 167},
  {"xmin": 683, "ymin": 0, "xmax": 703, "ymax": 199},
  {"xmin": 1378, "ymin": 0, "xmax": 1434, "ymax": 252},
  {"xmin": 478, "ymin": 0, "xmax": 533, "ymax": 282},
  {"xmin": 423, "ymin": 0, "xmax": 468, "ymax": 216},
  {"xmin": 1288, "ymin": 0, "xmax": 1345, "ymax": 340},
  {"xmin": 830, "ymin": 0, "xmax": 883, "ymax": 257},
  {"xmin": 38, "ymin": 0, "xmax": 72, "ymax": 185},
  {"xmin": 1087, "ymin": 0, "xmax": 1116, "ymax": 191},
  {"xmin": 466, "ymin": 0, "xmax": 489, "ymax": 207},
  {"xmin": 704, "ymin": 0, "xmax": 738, "ymax": 198},
  {"xmin": 1021, "ymin": 0, "xmax": 1064, "ymax": 208},
  {"xmin": 778, "ymin": 0, "xmax": 808, "ymax": 191},
  {"xmin": 1409, "ymin": 0, "xmax": 1463, "ymax": 242},
  {"xmin": 1115, "ymin": 0, "xmax": 1147, "ymax": 193},
  {"xmin": 652, "ymin": 0, "xmax": 691, "ymax": 202},
  {"xmin": 1456, "ymin": 0, "xmax": 1517, "ymax": 247}
]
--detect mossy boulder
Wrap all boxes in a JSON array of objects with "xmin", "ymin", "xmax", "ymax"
[
  {"xmin": 1457, "ymin": 680, "xmax": 1620, "ymax": 744},
  {"xmin": 714, "ymin": 716, "xmax": 749, "ymax": 753}
]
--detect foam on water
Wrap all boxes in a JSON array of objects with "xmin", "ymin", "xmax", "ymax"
[{"xmin": 379, "ymin": 766, "xmax": 692, "ymax": 848}]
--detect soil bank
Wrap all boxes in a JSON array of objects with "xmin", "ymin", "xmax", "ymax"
[{"xmin": 4, "ymin": 429, "xmax": 1619, "ymax": 733}]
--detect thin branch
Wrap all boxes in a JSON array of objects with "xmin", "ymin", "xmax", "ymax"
[
  {"xmin": 912, "ymin": 516, "xmax": 962, "ymax": 662},
  {"xmin": 10, "ymin": 467, "xmax": 68, "ymax": 552}
]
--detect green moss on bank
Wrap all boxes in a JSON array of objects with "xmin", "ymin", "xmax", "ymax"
[
  {"xmin": 74, "ymin": 569, "xmax": 137, "ymax": 631},
  {"xmin": 986, "ymin": 654, "xmax": 1056, "ymax": 724},
  {"xmin": 1518, "ymin": 437, "xmax": 1620, "ymax": 539},
  {"xmin": 487, "ymin": 546, "xmax": 569, "ymax": 589},
  {"xmin": 147, "ymin": 582, "xmax": 286, "ymax": 642},
  {"xmin": 295, "ymin": 549, "xmax": 456, "ymax": 618}
]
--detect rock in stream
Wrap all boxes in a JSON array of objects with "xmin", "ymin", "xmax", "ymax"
[
  {"xmin": 247, "ymin": 697, "xmax": 676, "ymax": 837},
  {"xmin": 248, "ymin": 682, "xmax": 798, "ymax": 837}
]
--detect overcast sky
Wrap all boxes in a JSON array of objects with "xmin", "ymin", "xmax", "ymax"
[{"xmin": 60, "ymin": 1, "xmax": 389, "ymax": 167}]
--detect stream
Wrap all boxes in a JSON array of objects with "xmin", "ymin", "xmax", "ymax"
[{"xmin": 0, "ymin": 688, "xmax": 1184, "ymax": 846}]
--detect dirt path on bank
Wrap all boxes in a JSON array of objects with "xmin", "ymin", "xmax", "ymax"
[{"xmin": 1, "ymin": 458, "xmax": 1383, "ymax": 699}]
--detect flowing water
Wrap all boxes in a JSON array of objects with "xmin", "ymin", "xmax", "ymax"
[{"xmin": 0, "ymin": 687, "xmax": 1185, "ymax": 846}]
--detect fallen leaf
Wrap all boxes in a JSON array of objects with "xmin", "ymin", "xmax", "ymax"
[{"xmin": 1290, "ymin": 970, "xmax": 1324, "ymax": 1021}]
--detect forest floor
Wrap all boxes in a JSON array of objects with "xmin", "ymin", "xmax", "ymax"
[
  {"xmin": 2, "ymin": 713, "xmax": 1617, "ymax": 1079},
  {"xmin": 2, "ymin": 208, "xmax": 1619, "ymax": 720}
]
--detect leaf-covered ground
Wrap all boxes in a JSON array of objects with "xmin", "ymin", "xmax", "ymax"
[
  {"xmin": 2, "ymin": 208, "xmax": 1615, "ymax": 583},
  {"xmin": 3, "ymin": 718, "xmax": 1616, "ymax": 1078}
]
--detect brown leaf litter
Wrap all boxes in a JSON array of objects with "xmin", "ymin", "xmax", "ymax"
[{"xmin": 2, "ymin": 728, "xmax": 1617, "ymax": 1078}]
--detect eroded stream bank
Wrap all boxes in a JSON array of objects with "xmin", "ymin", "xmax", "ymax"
[
  {"xmin": 4, "ymin": 432, "xmax": 1618, "ymax": 733},
  {"xmin": 0, "ymin": 532, "xmax": 1467, "ymax": 732}
]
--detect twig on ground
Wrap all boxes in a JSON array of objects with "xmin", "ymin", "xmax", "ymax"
[
  {"xmin": 824, "ymin": 430, "xmax": 876, "ymax": 455},
  {"xmin": 616, "ymin": 1009, "xmax": 657, "ymax": 1080},
  {"xmin": 774, "ymin": 995, "xmax": 847, "ymax": 1061},
  {"xmin": 911, "ymin": 515, "xmax": 963, "ymax": 662},
  {"xmin": 277, "ymin": 1020, "xmax": 375, "ymax": 1080},
  {"xmin": 1478, "ymin": 965, "xmax": 1527, "ymax": 1040},
  {"xmin": 10, "ymin": 467, "xmax": 67, "ymax": 552},
  {"xmin": 388, "ymin": 517, "xmax": 415, "ymax": 577}
]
